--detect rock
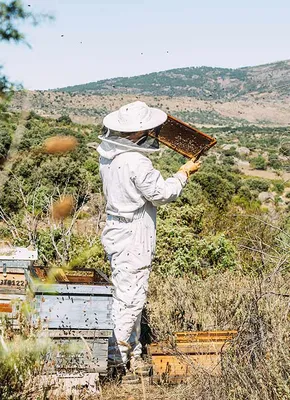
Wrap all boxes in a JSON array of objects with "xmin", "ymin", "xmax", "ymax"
[
  {"xmin": 221, "ymin": 144, "xmax": 237, "ymax": 151},
  {"xmin": 237, "ymin": 147, "xmax": 250, "ymax": 156},
  {"xmin": 258, "ymin": 192, "xmax": 275, "ymax": 203}
]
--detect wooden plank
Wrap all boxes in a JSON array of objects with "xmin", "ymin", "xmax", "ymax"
[
  {"xmin": 151, "ymin": 353, "xmax": 221, "ymax": 382},
  {"xmin": 30, "ymin": 282, "xmax": 114, "ymax": 296},
  {"xmin": 45, "ymin": 329, "xmax": 113, "ymax": 338},
  {"xmin": 0, "ymin": 303, "xmax": 12, "ymax": 313},
  {"xmin": 0, "ymin": 293, "xmax": 26, "ymax": 301},
  {"xmin": 150, "ymin": 341, "xmax": 227, "ymax": 355},
  {"xmin": 175, "ymin": 330, "xmax": 237, "ymax": 342},
  {"xmin": 0, "ymin": 247, "xmax": 37, "ymax": 260},
  {"xmin": 32, "ymin": 267, "xmax": 111, "ymax": 285},
  {"xmin": 0, "ymin": 272, "xmax": 26, "ymax": 289}
]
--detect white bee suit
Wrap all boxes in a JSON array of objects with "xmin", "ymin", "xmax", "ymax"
[{"xmin": 98, "ymin": 140, "xmax": 187, "ymax": 364}]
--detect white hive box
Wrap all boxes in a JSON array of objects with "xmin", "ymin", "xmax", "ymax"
[
  {"xmin": 0, "ymin": 246, "xmax": 37, "ymax": 321},
  {"xmin": 28, "ymin": 267, "xmax": 114, "ymax": 374}
]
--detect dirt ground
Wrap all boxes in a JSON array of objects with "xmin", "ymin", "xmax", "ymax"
[{"xmin": 239, "ymin": 166, "xmax": 290, "ymax": 181}]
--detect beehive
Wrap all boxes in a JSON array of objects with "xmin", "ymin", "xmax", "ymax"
[
  {"xmin": 0, "ymin": 247, "xmax": 38, "ymax": 325},
  {"xmin": 28, "ymin": 267, "xmax": 114, "ymax": 375},
  {"xmin": 149, "ymin": 330, "xmax": 237, "ymax": 383}
]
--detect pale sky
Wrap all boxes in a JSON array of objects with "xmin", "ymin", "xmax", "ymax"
[{"xmin": 1, "ymin": 0, "xmax": 290, "ymax": 90}]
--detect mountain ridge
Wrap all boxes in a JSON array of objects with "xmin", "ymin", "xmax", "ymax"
[{"xmin": 53, "ymin": 59, "xmax": 290, "ymax": 101}]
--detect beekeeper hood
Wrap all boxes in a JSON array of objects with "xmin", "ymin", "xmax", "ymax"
[{"xmin": 99, "ymin": 101, "xmax": 167, "ymax": 153}]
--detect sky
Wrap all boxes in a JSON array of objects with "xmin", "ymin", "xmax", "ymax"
[{"xmin": 1, "ymin": 0, "xmax": 290, "ymax": 90}]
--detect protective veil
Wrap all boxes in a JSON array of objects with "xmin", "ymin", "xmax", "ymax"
[{"xmin": 98, "ymin": 139, "xmax": 187, "ymax": 364}]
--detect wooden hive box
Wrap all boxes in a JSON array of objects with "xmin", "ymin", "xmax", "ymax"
[
  {"xmin": 149, "ymin": 330, "xmax": 237, "ymax": 384},
  {"xmin": 28, "ymin": 267, "xmax": 114, "ymax": 375},
  {"xmin": 0, "ymin": 247, "xmax": 38, "ymax": 326}
]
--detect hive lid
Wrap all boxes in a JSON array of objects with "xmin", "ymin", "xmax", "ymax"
[
  {"xmin": 0, "ymin": 246, "xmax": 38, "ymax": 261},
  {"xmin": 150, "ymin": 115, "xmax": 217, "ymax": 159}
]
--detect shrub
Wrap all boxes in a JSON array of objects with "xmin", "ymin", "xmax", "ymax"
[
  {"xmin": 272, "ymin": 181, "xmax": 285, "ymax": 194},
  {"xmin": 251, "ymin": 154, "xmax": 267, "ymax": 170},
  {"xmin": 193, "ymin": 172, "xmax": 235, "ymax": 209},
  {"xmin": 244, "ymin": 178, "xmax": 270, "ymax": 192}
]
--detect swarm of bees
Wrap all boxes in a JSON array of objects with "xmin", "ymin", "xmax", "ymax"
[
  {"xmin": 43, "ymin": 136, "xmax": 78, "ymax": 219},
  {"xmin": 43, "ymin": 135, "xmax": 78, "ymax": 154},
  {"xmin": 51, "ymin": 195, "xmax": 75, "ymax": 221}
]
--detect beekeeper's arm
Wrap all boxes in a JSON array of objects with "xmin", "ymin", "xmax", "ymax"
[{"xmin": 133, "ymin": 156, "xmax": 200, "ymax": 206}]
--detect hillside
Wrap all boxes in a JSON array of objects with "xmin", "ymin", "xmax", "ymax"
[
  {"xmin": 10, "ymin": 91, "xmax": 290, "ymax": 127},
  {"xmin": 55, "ymin": 60, "xmax": 290, "ymax": 101},
  {"xmin": 9, "ymin": 59, "xmax": 290, "ymax": 127}
]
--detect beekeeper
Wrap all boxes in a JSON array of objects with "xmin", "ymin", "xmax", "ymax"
[{"xmin": 97, "ymin": 101, "xmax": 201, "ymax": 374}]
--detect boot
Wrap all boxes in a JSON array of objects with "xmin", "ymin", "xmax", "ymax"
[{"xmin": 129, "ymin": 356, "xmax": 152, "ymax": 377}]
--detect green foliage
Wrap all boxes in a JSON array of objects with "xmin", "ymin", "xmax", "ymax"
[
  {"xmin": 0, "ymin": 1, "xmax": 43, "ymax": 95},
  {"xmin": 56, "ymin": 114, "xmax": 72, "ymax": 124},
  {"xmin": 54, "ymin": 60, "xmax": 290, "ymax": 103},
  {"xmin": 272, "ymin": 181, "xmax": 285, "ymax": 194},
  {"xmin": 244, "ymin": 178, "xmax": 270, "ymax": 192},
  {"xmin": 0, "ymin": 109, "xmax": 289, "ymax": 279},
  {"xmin": 280, "ymin": 141, "xmax": 290, "ymax": 157},
  {"xmin": 237, "ymin": 185, "xmax": 256, "ymax": 201},
  {"xmin": 0, "ymin": 128, "xmax": 11, "ymax": 159},
  {"xmin": 268, "ymin": 153, "xmax": 282, "ymax": 170},
  {"xmin": 153, "ymin": 218, "xmax": 237, "ymax": 276},
  {"xmin": 193, "ymin": 171, "xmax": 235, "ymax": 209},
  {"xmin": 0, "ymin": 1, "xmax": 37, "ymax": 43},
  {"xmin": 0, "ymin": 114, "xmax": 102, "ymax": 213},
  {"xmin": 0, "ymin": 333, "xmax": 53, "ymax": 400},
  {"xmin": 0, "ymin": 1, "xmax": 52, "ymax": 97},
  {"xmin": 251, "ymin": 154, "xmax": 267, "ymax": 170},
  {"xmin": 223, "ymin": 147, "xmax": 238, "ymax": 157}
]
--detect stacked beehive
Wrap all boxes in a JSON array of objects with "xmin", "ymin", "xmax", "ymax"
[
  {"xmin": 149, "ymin": 330, "xmax": 237, "ymax": 383},
  {"xmin": 0, "ymin": 246, "xmax": 38, "ymax": 325}
]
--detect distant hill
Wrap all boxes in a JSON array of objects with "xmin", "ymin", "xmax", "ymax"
[{"xmin": 54, "ymin": 60, "xmax": 290, "ymax": 101}]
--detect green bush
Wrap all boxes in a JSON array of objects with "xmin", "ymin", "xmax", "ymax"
[
  {"xmin": 244, "ymin": 178, "xmax": 270, "ymax": 192},
  {"xmin": 251, "ymin": 155, "xmax": 267, "ymax": 170},
  {"xmin": 268, "ymin": 154, "xmax": 282, "ymax": 170},
  {"xmin": 193, "ymin": 172, "xmax": 235, "ymax": 209},
  {"xmin": 0, "ymin": 129, "xmax": 12, "ymax": 159}
]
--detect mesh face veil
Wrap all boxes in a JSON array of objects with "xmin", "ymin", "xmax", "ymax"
[{"xmin": 100, "ymin": 125, "xmax": 162, "ymax": 152}]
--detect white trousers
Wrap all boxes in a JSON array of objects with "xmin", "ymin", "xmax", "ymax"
[{"xmin": 102, "ymin": 205, "xmax": 156, "ymax": 364}]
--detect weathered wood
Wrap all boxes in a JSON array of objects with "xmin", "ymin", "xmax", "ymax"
[
  {"xmin": 150, "ymin": 341, "xmax": 227, "ymax": 355},
  {"xmin": 0, "ymin": 272, "xmax": 27, "ymax": 294},
  {"xmin": 33, "ymin": 293, "xmax": 113, "ymax": 330},
  {"xmin": 28, "ymin": 265, "xmax": 114, "ymax": 376},
  {"xmin": 0, "ymin": 249, "xmax": 114, "ymax": 378},
  {"xmin": 30, "ymin": 282, "xmax": 114, "ymax": 296},
  {"xmin": 0, "ymin": 303, "xmax": 12, "ymax": 313},
  {"xmin": 175, "ymin": 330, "xmax": 237, "ymax": 342},
  {"xmin": 45, "ymin": 329, "xmax": 113, "ymax": 338},
  {"xmin": 149, "ymin": 330, "xmax": 237, "ymax": 383},
  {"xmin": 44, "ymin": 338, "xmax": 109, "ymax": 374}
]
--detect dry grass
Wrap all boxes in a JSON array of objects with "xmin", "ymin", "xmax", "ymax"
[
  {"xmin": 1, "ymin": 270, "xmax": 288, "ymax": 399},
  {"xmin": 145, "ymin": 268, "xmax": 290, "ymax": 400},
  {"xmin": 96, "ymin": 268, "xmax": 290, "ymax": 400}
]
